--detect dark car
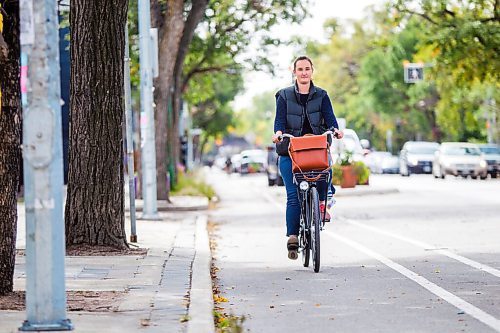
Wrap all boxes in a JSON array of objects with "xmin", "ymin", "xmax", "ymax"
[
  {"xmin": 399, "ymin": 141, "xmax": 440, "ymax": 176},
  {"xmin": 266, "ymin": 146, "xmax": 284, "ymax": 186},
  {"xmin": 478, "ymin": 144, "xmax": 500, "ymax": 178}
]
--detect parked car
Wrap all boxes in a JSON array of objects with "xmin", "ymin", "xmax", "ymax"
[
  {"xmin": 365, "ymin": 151, "xmax": 392, "ymax": 174},
  {"xmin": 478, "ymin": 144, "xmax": 500, "ymax": 178},
  {"xmin": 330, "ymin": 128, "xmax": 366, "ymax": 163},
  {"xmin": 266, "ymin": 146, "xmax": 284, "ymax": 186},
  {"xmin": 230, "ymin": 153, "xmax": 242, "ymax": 173},
  {"xmin": 399, "ymin": 141, "xmax": 440, "ymax": 176},
  {"xmin": 432, "ymin": 142, "xmax": 488, "ymax": 179},
  {"xmin": 380, "ymin": 155, "xmax": 400, "ymax": 174},
  {"xmin": 239, "ymin": 149, "xmax": 267, "ymax": 174}
]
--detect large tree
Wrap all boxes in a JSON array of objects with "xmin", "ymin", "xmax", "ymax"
[
  {"xmin": 150, "ymin": 0, "xmax": 209, "ymax": 200},
  {"xmin": 0, "ymin": 0, "xmax": 21, "ymax": 295},
  {"xmin": 148, "ymin": 0, "xmax": 309, "ymax": 199},
  {"xmin": 65, "ymin": 0, "xmax": 129, "ymax": 249},
  {"xmin": 393, "ymin": 0, "xmax": 500, "ymax": 142}
]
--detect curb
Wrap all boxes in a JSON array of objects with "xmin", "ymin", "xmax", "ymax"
[
  {"xmin": 334, "ymin": 187, "xmax": 399, "ymax": 197},
  {"xmin": 187, "ymin": 215, "xmax": 214, "ymax": 333},
  {"xmin": 128, "ymin": 197, "xmax": 209, "ymax": 212}
]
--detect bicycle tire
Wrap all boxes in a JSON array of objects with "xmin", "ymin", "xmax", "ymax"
[
  {"xmin": 301, "ymin": 226, "xmax": 310, "ymax": 267},
  {"xmin": 310, "ymin": 187, "xmax": 321, "ymax": 273}
]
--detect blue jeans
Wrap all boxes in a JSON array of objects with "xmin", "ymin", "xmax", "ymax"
[{"xmin": 278, "ymin": 156, "xmax": 333, "ymax": 236}]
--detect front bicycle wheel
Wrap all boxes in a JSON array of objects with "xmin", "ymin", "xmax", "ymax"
[
  {"xmin": 310, "ymin": 187, "xmax": 321, "ymax": 273},
  {"xmin": 301, "ymin": 225, "xmax": 310, "ymax": 267}
]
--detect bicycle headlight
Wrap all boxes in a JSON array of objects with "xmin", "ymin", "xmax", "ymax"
[{"xmin": 299, "ymin": 181, "xmax": 309, "ymax": 191}]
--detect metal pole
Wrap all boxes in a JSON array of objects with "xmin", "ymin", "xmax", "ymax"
[
  {"xmin": 124, "ymin": 24, "xmax": 137, "ymax": 242},
  {"xmin": 19, "ymin": 0, "xmax": 72, "ymax": 330},
  {"xmin": 138, "ymin": 0, "xmax": 159, "ymax": 219},
  {"xmin": 186, "ymin": 102, "xmax": 194, "ymax": 171}
]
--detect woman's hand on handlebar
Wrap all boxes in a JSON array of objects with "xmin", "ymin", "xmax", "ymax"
[
  {"xmin": 324, "ymin": 129, "xmax": 343, "ymax": 139},
  {"xmin": 272, "ymin": 131, "xmax": 283, "ymax": 143},
  {"xmin": 333, "ymin": 128, "xmax": 344, "ymax": 139}
]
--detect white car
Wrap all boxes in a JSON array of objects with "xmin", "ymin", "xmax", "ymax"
[
  {"xmin": 330, "ymin": 128, "xmax": 365, "ymax": 163},
  {"xmin": 433, "ymin": 142, "xmax": 487, "ymax": 179},
  {"xmin": 239, "ymin": 149, "xmax": 267, "ymax": 174}
]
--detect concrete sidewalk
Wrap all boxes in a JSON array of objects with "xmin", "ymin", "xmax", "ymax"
[{"xmin": 0, "ymin": 199, "xmax": 214, "ymax": 333}]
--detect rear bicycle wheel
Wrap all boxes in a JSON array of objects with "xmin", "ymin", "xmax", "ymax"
[{"xmin": 310, "ymin": 187, "xmax": 321, "ymax": 273}]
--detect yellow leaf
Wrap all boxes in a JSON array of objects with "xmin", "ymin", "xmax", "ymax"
[{"xmin": 214, "ymin": 296, "xmax": 229, "ymax": 303}]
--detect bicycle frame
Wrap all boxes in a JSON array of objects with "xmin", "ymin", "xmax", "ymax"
[
  {"xmin": 293, "ymin": 170, "xmax": 330, "ymax": 272},
  {"xmin": 294, "ymin": 171, "xmax": 330, "ymax": 232},
  {"xmin": 280, "ymin": 131, "xmax": 336, "ymax": 272}
]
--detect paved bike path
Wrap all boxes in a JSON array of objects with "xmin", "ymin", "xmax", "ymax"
[{"xmin": 206, "ymin": 170, "xmax": 499, "ymax": 333}]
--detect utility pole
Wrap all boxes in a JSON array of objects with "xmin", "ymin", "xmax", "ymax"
[
  {"xmin": 19, "ymin": 0, "xmax": 72, "ymax": 330},
  {"xmin": 124, "ymin": 25, "xmax": 137, "ymax": 242},
  {"xmin": 138, "ymin": 0, "xmax": 159, "ymax": 219}
]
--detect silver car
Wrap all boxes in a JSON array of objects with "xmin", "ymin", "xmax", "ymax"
[
  {"xmin": 478, "ymin": 144, "xmax": 500, "ymax": 178},
  {"xmin": 433, "ymin": 142, "xmax": 488, "ymax": 179}
]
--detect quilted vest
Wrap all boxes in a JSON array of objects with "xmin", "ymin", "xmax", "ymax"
[{"xmin": 276, "ymin": 83, "xmax": 327, "ymax": 137}]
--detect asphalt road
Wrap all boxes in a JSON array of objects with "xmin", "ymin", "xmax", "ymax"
[{"xmin": 206, "ymin": 169, "xmax": 500, "ymax": 333}]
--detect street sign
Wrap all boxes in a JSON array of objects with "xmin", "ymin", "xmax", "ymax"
[{"xmin": 404, "ymin": 63, "xmax": 424, "ymax": 83}]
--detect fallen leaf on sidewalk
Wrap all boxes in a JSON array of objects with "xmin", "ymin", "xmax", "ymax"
[
  {"xmin": 179, "ymin": 315, "xmax": 190, "ymax": 323},
  {"xmin": 214, "ymin": 295, "xmax": 229, "ymax": 303}
]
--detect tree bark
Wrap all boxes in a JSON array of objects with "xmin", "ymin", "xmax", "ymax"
[
  {"xmin": 152, "ymin": 0, "xmax": 184, "ymax": 200},
  {"xmin": 65, "ymin": 0, "xmax": 129, "ymax": 249},
  {"xmin": 0, "ymin": 0, "xmax": 21, "ymax": 295}
]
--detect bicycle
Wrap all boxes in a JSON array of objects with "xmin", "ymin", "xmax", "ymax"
[{"xmin": 281, "ymin": 131, "xmax": 336, "ymax": 273}]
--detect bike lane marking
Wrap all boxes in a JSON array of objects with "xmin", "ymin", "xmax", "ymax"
[
  {"xmin": 323, "ymin": 230, "xmax": 500, "ymax": 332},
  {"xmin": 263, "ymin": 187, "xmax": 500, "ymax": 279},
  {"xmin": 343, "ymin": 218, "xmax": 500, "ymax": 279},
  {"xmin": 263, "ymin": 189, "xmax": 500, "ymax": 331}
]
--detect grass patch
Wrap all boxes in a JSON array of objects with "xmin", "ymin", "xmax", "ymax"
[
  {"xmin": 214, "ymin": 310, "xmax": 246, "ymax": 333},
  {"xmin": 171, "ymin": 169, "xmax": 216, "ymax": 200}
]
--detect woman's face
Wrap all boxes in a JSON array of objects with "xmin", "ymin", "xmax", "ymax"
[{"xmin": 294, "ymin": 59, "xmax": 313, "ymax": 85}]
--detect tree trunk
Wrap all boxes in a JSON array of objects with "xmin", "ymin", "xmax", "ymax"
[
  {"xmin": 65, "ymin": 0, "xmax": 129, "ymax": 249},
  {"xmin": 0, "ymin": 0, "xmax": 21, "ymax": 295},
  {"xmin": 172, "ymin": 0, "xmax": 208, "ymax": 171},
  {"xmin": 152, "ymin": 0, "xmax": 184, "ymax": 200}
]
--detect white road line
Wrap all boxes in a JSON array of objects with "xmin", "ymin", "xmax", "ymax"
[
  {"xmin": 324, "ymin": 230, "xmax": 500, "ymax": 332},
  {"xmin": 262, "ymin": 189, "xmax": 500, "ymax": 279},
  {"xmin": 344, "ymin": 219, "xmax": 500, "ymax": 278},
  {"xmin": 263, "ymin": 186, "xmax": 500, "ymax": 330}
]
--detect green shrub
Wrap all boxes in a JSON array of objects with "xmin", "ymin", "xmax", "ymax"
[
  {"xmin": 171, "ymin": 169, "xmax": 216, "ymax": 199},
  {"xmin": 331, "ymin": 164, "xmax": 343, "ymax": 185},
  {"xmin": 331, "ymin": 160, "xmax": 370, "ymax": 185},
  {"xmin": 353, "ymin": 161, "xmax": 370, "ymax": 184},
  {"xmin": 337, "ymin": 150, "xmax": 353, "ymax": 166}
]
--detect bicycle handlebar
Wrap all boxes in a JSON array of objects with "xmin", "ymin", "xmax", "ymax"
[{"xmin": 279, "ymin": 130, "xmax": 340, "ymax": 141}]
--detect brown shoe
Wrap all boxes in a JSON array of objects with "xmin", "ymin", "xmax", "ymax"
[{"xmin": 287, "ymin": 235, "xmax": 299, "ymax": 260}]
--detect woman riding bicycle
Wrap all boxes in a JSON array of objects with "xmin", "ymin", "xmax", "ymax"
[{"xmin": 271, "ymin": 55, "xmax": 343, "ymax": 260}]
